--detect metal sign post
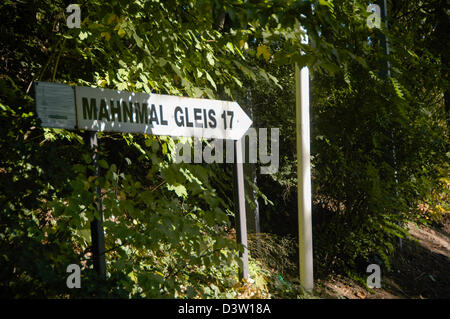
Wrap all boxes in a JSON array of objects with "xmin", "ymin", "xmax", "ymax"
[
  {"xmin": 295, "ymin": 26, "xmax": 314, "ymax": 293},
  {"xmin": 233, "ymin": 137, "xmax": 249, "ymax": 280},
  {"xmin": 86, "ymin": 131, "xmax": 106, "ymax": 277}
]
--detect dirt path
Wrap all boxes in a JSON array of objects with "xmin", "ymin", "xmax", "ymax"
[{"xmin": 316, "ymin": 217, "xmax": 450, "ymax": 299}]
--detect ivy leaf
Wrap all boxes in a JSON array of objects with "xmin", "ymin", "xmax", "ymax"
[
  {"xmin": 206, "ymin": 52, "xmax": 215, "ymax": 66},
  {"xmin": 118, "ymin": 28, "xmax": 126, "ymax": 38},
  {"xmin": 256, "ymin": 45, "xmax": 271, "ymax": 62},
  {"xmin": 205, "ymin": 72, "xmax": 217, "ymax": 90},
  {"xmin": 107, "ymin": 13, "xmax": 117, "ymax": 25},
  {"xmin": 79, "ymin": 31, "xmax": 89, "ymax": 40},
  {"xmin": 167, "ymin": 183, "xmax": 188, "ymax": 198},
  {"xmin": 133, "ymin": 33, "xmax": 143, "ymax": 48},
  {"xmin": 101, "ymin": 32, "xmax": 111, "ymax": 41}
]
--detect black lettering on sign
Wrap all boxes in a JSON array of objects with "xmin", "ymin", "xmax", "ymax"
[
  {"xmin": 228, "ymin": 111, "xmax": 234, "ymax": 129},
  {"xmin": 203, "ymin": 109, "xmax": 208, "ymax": 128},
  {"xmin": 149, "ymin": 104, "xmax": 159, "ymax": 125},
  {"xmin": 82, "ymin": 97, "xmax": 97, "ymax": 120},
  {"xmin": 194, "ymin": 108, "xmax": 202, "ymax": 128},
  {"xmin": 208, "ymin": 109, "xmax": 216, "ymax": 128},
  {"xmin": 221, "ymin": 110, "xmax": 234, "ymax": 129},
  {"xmin": 99, "ymin": 99, "xmax": 110, "ymax": 121},
  {"xmin": 122, "ymin": 101, "xmax": 133, "ymax": 123},
  {"xmin": 135, "ymin": 103, "xmax": 148, "ymax": 124},
  {"xmin": 160, "ymin": 105, "xmax": 168, "ymax": 125},
  {"xmin": 111, "ymin": 100, "xmax": 122, "ymax": 122},
  {"xmin": 174, "ymin": 106, "xmax": 184, "ymax": 127},
  {"xmin": 185, "ymin": 107, "xmax": 193, "ymax": 127}
]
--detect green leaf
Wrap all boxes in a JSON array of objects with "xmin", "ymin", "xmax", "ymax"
[
  {"xmin": 206, "ymin": 52, "xmax": 215, "ymax": 66},
  {"xmin": 205, "ymin": 72, "xmax": 217, "ymax": 90},
  {"xmin": 256, "ymin": 45, "xmax": 271, "ymax": 62},
  {"xmin": 133, "ymin": 33, "xmax": 143, "ymax": 48},
  {"xmin": 167, "ymin": 183, "xmax": 188, "ymax": 198},
  {"xmin": 98, "ymin": 159, "xmax": 109, "ymax": 169},
  {"xmin": 118, "ymin": 28, "xmax": 126, "ymax": 38},
  {"xmin": 79, "ymin": 31, "xmax": 89, "ymax": 40},
  {"xmin": 390, "ymin": 78, "xmax": 405, "ymax": 100}
]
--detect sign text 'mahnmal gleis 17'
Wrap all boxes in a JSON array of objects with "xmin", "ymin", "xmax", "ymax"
[{"xmin": 35, "ymin": 81, "xmax": 252, "ymax": 140}]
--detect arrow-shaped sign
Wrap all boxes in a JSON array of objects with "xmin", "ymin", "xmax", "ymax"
[{"xmin": 35, "ymin": 82, "xmax": 252, "ymax": 140}]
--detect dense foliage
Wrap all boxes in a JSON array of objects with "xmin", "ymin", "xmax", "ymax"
[
  {"xmin": 251, "ymin": 0, "xmax": 449, "ymax": 277},
  {"xmin": 0, "ymin": 0, "xmax": 448, "ymax": 297}
]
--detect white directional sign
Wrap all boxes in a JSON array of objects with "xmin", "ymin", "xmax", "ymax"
[{"xmin": 35, "ymin": 82, "xmax": 252, "ymax": 140}]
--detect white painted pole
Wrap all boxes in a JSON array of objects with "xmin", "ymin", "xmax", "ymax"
[{"xmin": 295, "ymin": 27, "xmax": 314, "ymax": 293}]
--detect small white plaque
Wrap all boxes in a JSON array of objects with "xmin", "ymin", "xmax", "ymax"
[{"xmin": 35, "ymin": 81, "xmax": 77, "ymax": 129}]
